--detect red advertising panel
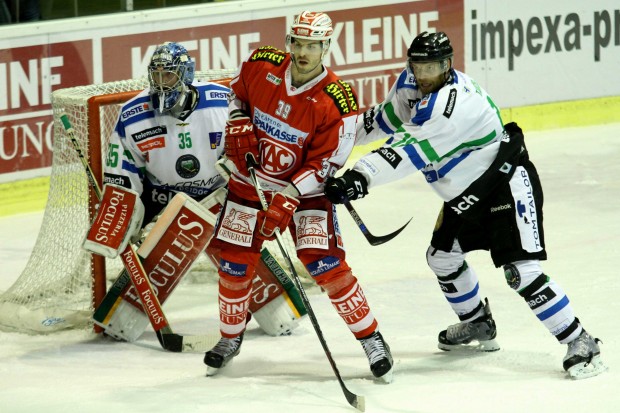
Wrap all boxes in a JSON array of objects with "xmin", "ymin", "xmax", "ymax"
[
  {"xmin": 101, "ymin": 18, "xmax": 285, "ymax": 82},
  {"xmin": 0, "ymin": 40, "xmax": 93, "ymax": 174},
  {"xmin": 327, "ymin": 1, "xmax": 463, "ymax": 109}
]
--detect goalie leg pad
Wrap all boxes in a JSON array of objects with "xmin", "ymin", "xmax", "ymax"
[
  {"xmin": 94, "ymin": 192, "xmax": 218, "ymax": 341},
  {"xmin": 251, "ymin": 293, "xmax": 302, "ymax": 336},
  {"xmin": 248, "ymin": 248, "xmax": 306, "ymax": 336}
]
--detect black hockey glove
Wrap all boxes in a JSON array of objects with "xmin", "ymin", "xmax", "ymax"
[{"xmin": 324, "ymin": 169, "xmax": 369, "ymax": 204}]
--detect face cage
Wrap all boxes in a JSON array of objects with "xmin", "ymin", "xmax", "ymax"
[
  {"xmin": 408, "ymin": 58, "xmax": 450, "ymax": 78},
  {"xmin": 148, "ymin": 64, "xmax": 186, "ymax": 94}
]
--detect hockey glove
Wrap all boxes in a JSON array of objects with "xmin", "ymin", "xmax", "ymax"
[
  {"xmin": 224, "ymin": 117, "xmax": 259, "ymax": 176},
  {"xmin": 257, "ymin": 192, "xmax": 300, "ymax": 240},
  {"xmin": 324, "ymin": 169, "xmax": 369, "ymax": 204}
]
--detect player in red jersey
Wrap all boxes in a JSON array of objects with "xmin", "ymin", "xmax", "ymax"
[{"xmin": 204, "ymin": 11, "xmax": 394, "ymax": 382}]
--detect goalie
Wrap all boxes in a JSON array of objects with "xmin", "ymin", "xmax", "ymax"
[{"xmin": 82, "ymin": 42, "xmax": 305, "ymax": 343}]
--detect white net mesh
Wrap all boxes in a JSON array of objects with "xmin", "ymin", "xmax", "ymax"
[{"xmin": 0, "ymin": 70, "xmax": 309, "ymax": 334}]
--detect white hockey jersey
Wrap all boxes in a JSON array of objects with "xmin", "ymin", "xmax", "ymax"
[
  {"xmin": 353, "ymin": 67, "xmax": 505, "ymax": 202},
  {"xmin": 104, "ymin": 81, "xmax": 230, "ymax": 205}
]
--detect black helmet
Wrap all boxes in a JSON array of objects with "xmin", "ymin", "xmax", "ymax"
[{"xmin": 407, "ymin": 31, "xmax": 453, "ymax": 62}]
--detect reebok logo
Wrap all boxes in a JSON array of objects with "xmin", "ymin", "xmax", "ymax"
[{"xmin": 490, "ymin": 204, "xmax": 512, "ymax": 213}]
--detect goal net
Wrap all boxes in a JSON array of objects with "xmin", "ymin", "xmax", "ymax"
[{"xmin": 0, "ymin": 70, "xmax": 309, "ymax": 334}]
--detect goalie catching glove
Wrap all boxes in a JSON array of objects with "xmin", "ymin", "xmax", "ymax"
[
  {"xmin": 324, "ymin": 169, "xmax": 368, "ymax": 204},
  {"xmin": 224, "ymin": 117, "xmax": 259, "ymax": 176},
  {"xmin": 257, "ymin": 192, "xmax": 299, "ymax": 240},
  {"xmin": 83, "ymin": 184, "xmax": 144, "ymax": 258}
]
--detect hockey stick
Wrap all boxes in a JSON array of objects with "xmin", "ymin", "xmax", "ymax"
[
  {"xmin": 344, "ymin": 201, "xmax": 411, "ymax": 246},
  {"xmin": 60, "ymin": 114, "xmax": 216, "ymax": 353},
  {"xmin": 246, "ymin": 154, "xmax": 365, "ymax": 412}
]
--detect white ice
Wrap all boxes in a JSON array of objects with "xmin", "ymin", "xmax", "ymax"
[{"xmin": 1, "ymin": 123, "xmax": 618, "ymax": 413}]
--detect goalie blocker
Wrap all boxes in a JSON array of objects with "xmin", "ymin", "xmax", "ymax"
[
  {"xmin": 83, "ymin": 184, "xmax": 145, "ymax": 258},
  {"xmin": 91, "ymin": 188, "xmax": 306, "ymax": 343}
]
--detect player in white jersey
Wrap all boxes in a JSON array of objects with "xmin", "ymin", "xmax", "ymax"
[
  {"xmin": 325, "ymin": 31, "xmax": 606, "ymax": 379},
  {"xmin": 104, "ymin": 42, "xmax": 229, "ymax": 223}
]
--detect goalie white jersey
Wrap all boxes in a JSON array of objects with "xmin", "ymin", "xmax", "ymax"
[
  {"xmin": 104, "ymin": 81, "xmax": 230, "ymax": 203},
  {"xmin": 354, "ymin": 68, "xmax": 505, "ymax": 202}
]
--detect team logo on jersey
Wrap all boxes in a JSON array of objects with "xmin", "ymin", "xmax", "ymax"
[
  {"xmin": 250, "ymin": 47, "xmax": 286, "ymax": 66},
  {"xmin": 266, "ymin": 73, "xmax": 282, "ymax": 85},
  {"xmin": 176, "ymin": 122, "xmax": 189, "ymax": 127},
  {"xmin": 122, "ymin": 102, "xmax": 150, "ymax": 120},
  {"xmin": 374, "ymin": 147, "xmax": 402, "ymax": 169},
  {"xmin": 295, "ymin": 210, "xmax": 329, "ymax": 250},
  {"xmin": 132, "ymin": 126, "xmax": 167, "ymax": 142},
  {"xmin": 175, "ymin": 154, "xmax": 200, "ymax": 179},
  {"xmin": 419, "ymin": 96, "xmax": 430, "ymax": 109},
  {"xmin": 443, "ymin": 89, "xmax": 457, "ymax": 118},
  {"xmin": 209, "ymin": 131, "xmax": 223, "ymax": 149},
  {"xmin": 324, "ymin": 81, "xmax": 358, "ymax": 116},
  {"xmin": 216, "ymin": 201, "xmax": 257, "ymax": 247},
  {"xmin": 260, "ymin": 140, "xmax": 296, "ymax": 175}
]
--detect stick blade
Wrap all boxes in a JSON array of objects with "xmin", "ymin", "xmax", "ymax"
[
  {"xmin": 159, "ymin": 332, "xmax": 220, "ymax": 353},
  {"xmin": 346, "ymin": 392, "xmax": 365, "ymax": 412},
  {"xmin": 367, "ymin": 217, "xmax": 412, "ymax": 246}
]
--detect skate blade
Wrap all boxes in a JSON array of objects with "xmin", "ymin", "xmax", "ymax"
[
  {"xmin": 376, "ymin": 366, "xmax": 394, "ymax": 384},
  {"xmin": 567, "ymin": 355, "xmax": 607, "ymax": 380},
  {"xmin": 438, "ymin": 339, "xmax": 500, "ymax": 353},
  {"xmin": 206, "ymin": 366, "xmax": 220, "ymax": 377}
]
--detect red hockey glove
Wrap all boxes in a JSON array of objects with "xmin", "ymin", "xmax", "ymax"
[
  {"xmin": 224, "ymin": 117, "xmax": 259, "ymax": 176},
  {"xmin": 257, "ymin": 192, "xmax": 300, "ymax": 240}
]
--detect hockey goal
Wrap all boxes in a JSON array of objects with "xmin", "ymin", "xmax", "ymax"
[{"xmin": 0, "ymin": 69, "xmax": 308, "ymax": 334}]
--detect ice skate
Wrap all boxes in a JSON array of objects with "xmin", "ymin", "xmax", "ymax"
[
  {"xmin": 438, "ymin": 298, "xmax": 500, "ymax": 352},
  {"xmin": 563, "ymin": 330, "xmax": 607, "ymax": 379},
  {"xmin": 359, "ymin": 331, "xmax": 394, "ymax": 383},
  {"xmin": 204, "ymin": 333, "xmax": 244, "ymax": 376}
]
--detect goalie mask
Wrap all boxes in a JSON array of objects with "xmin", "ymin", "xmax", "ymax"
[
  {"xmin": 286, "ymin": 11, "xmax": 333, "ymax": 60},
  {"xmin": 148, "ymin": 42, "xmax": 195, "ymax": 115}
]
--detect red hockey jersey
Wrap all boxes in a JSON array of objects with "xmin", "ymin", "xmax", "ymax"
[{"xmin": 228, "ymin": 46, "xmax": 359, "ymax": 200}]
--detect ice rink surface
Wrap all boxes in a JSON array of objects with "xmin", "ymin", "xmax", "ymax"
[{"xmin": 1, "ymin": 123, "xmax": 618, "ymax": 413}]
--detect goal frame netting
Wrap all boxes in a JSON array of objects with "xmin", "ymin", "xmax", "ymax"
[{"xmin": 0, "ymin": 70, "xmax": 241, "ymax": 334}]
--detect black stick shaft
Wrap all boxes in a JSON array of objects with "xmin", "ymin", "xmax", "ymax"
[{"xmin": 245, "ymin": 154, "xmax": 365, "ymax": 412}]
